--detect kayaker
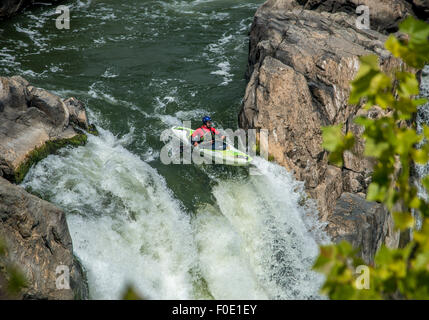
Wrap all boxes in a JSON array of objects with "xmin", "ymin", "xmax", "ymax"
[{"xmin": 192, "ymin": 116, "xmax": 226, "ymax": 149}]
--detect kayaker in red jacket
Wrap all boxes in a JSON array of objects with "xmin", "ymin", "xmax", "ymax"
[{"xmin": 192, "ymin": 116, "xmax": 225, "ymax": 148}]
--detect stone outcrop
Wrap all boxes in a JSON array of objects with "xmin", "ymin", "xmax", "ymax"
[
  {"xmin": 0, "ymin": 76, "xmax": 89, "ymax": 183},
  {"xmin": 0, "ymin": 75, "xmax": 91, "ymax": 299},
  {"xmin": 0, "ymin": 177, "xmax": 88, "ymax": 299},
  {"xmin": 325, "ymin": 193, "xmax": 399, "ymax": 263},
  {"xmin": 239, "ymin": 0, "xmax": 427, "ymax": 260},
  {"xmin": 0, "ymin": 0, "xmax": 63, "ymax": 19},
  {"xmin": 257, "ymin": 0, "xmax": 428, "ymax": 32}
]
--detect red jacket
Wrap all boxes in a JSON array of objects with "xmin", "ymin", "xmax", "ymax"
[{"xmin": 191, "ymin": 125, "xmax": 220, "ymax": 142}]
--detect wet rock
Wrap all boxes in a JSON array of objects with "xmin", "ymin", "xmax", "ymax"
[
  {"xmin": 0, "ymin": 76, "xmax": 29, "ymax": 112},
  {"xmin": 0, "ymin": 76, "xmax": 89, "ymax": 182},
  {"xmin": 326, "ymin": 193, "xmax": 399, "ymax": 264},
  {"xmin": 28, "ymin": 86, "xmax": 69, "ymax": 129},
  {"xmin": 64, "ymin": 97, "xmax": 89, "ymax": 131},
  {"xmin": 239, "ymin": 2, "xmax": 406, "ymax": 218},
  {"xmin": 239, "ymin": 0, "xmax": 419, "ymax": 261},
  {"xmin": 0, "ymin": 176, "xmax": 88, "ymax": 299}
]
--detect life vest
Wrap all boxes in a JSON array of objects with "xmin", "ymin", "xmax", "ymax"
[{"xmin": 191, "ymin": 125, "xmax": 219, "ymax": 142}]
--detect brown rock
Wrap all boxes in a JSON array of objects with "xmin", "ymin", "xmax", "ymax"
[
  {"xmin": 0, "ymin": 177, "xmax": 88, "ymax": 299},
  {"xmin": 239, "ymin": 0, "xmax": 419, "ymax": 262},
  {"xmin": 295, "ymin": 0, "xmax": 420, "ymax": 32},
  {"xmin": 28, "ymin": 86, "xmax": 69, "ymax": 129},
  {"xmin": 64, "ymin": 97, "xmax": 89, "ymax": 130},
  {"xmin": 239, "ymin": 3, "xmax": 406, "ymax": 218},
  {"xmin": 0, "ymin": 76, "xmax": 89, "ymax": 181},
  {"xmin": 326, "ymin": 192, "xmax": 399, "ymax": 263},
  {"xmin": 0, "ymin": 76, "xmax": 29, "ymax": 113}
]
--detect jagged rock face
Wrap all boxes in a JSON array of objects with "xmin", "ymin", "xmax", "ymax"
[
  {"xmin": 326, "ymin": 193, "xmax": 399, "ymax": 264},
  {"xmin": 259, "ymin": 0, "xmax": 427, "ymax": 32},
  {"xmin": 0, "ymin": 177, "xmax": 88, "ymax": 299},
  {"xmin": 27, "ymin": 86, "xmax": 70, "ymax": 129},
  {"xmin": 0, "ymin": 76, "xmax": 89, "ymax": 181},
  {"xmin": 301, "ymin": 0, "xmax": 416, "ymax": 33},
  {"xmin": 64, "ymin": 97, "xmax": 89, "ymax": 131},
  {"xmin": 238, "ymin": 0, "xmax": 415, "ymax": 258},
  {"xmin": 412, "ymin": 0, "xmax": 429, "ymax": 21},
  {"xmin": 0, "ymin": 76, "xmax": 90, "ymax": 298},
  {"xmin": 239, "ymin": 4, "xmax": 404, "ymax": 219},
  {"xmin": 0, "ymin": 0, "xmax": 62, "ymax": 19}
]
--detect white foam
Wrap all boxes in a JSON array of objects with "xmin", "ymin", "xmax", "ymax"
[
  {"xmin": 210, "ymin": 61, "xmax": 232, "ymax": 85},
  {"xmin": 415, "ymin": 65, "xmax": 429, "ymax": 214},
  {"xmin": 102, "ymin": 69, "xmax": 119, "ymax": 78},
  {"xmin": 22, "ymin": 128, "xmax": 200, "ymax": 299},
  {"xmin": 194, "ymin": 158, "xmax": 329, "ymax": 299}
]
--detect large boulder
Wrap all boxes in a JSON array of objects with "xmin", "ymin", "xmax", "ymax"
[
  {"xmin": 0, "ymin": 76, "xmax": 90, "ymax": 183},
  {"xmin": 326, "ymin": 193, "xmax": 399, "ymax": 264},
  {"xmin": 300, "ymin": 0, "xmax": 417, "ymax": 33},
  {"xmin": 0, "ymin": 76, "xmax": 29, "ymax": 112},
  {"xmin": 28, "ymin": 86, "xmax": 69, "ymax": 129},
  {"xmin": 0, "ymin": 177, "xmax": 88, "ymax": 299},
  {"xmin": 259, "ymin": 0, "xmax": 428, "ymax": 32}
]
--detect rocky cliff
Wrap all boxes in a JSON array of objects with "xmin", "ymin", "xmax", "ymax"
[
  {"xmin": 239, "ymin": 0, "xmax": 427, "ymax": 262},
  {"xmin": 0, "ymin": 75, "xmax": 91, "ymax": 299},
  {"xmin": 0, "ymin": 76, "xmax": 90, "ymax": 183}
]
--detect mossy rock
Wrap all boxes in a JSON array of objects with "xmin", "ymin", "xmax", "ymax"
[{"xmin": 13, "ymin": 133, "xmax": 88, "ymax": 184}]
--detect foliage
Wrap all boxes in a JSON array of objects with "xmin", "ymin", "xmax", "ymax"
[
  {"xmin": 121, "ymin": 284, "xmax": 144, "ymax": 300},
  {"xmin": 0, "ymin": 238, "xmax": 27, "ymax": 298},
  {"xmin": 315, "ymin": 16, "xmax": 429, "ymax": 299}
]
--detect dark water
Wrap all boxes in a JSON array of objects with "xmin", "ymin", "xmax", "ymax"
[
  {"xmin": 1, "ymin": 0, "xmax": 263, "ymax": 210},
  {"xmin": 1, "ymin": 0, "xmax": 328, "ymax": 299}
]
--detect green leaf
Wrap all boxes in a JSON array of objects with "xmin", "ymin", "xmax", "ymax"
[
  {"xmin": 349, "ymin": 55, "xmax": 385, "ymax": 105},
  {"xmin": 359, "ymin": 55, "xmax": 380, "ymax": 69},
  {"xmin": 121, "ymin": 284, "xmax": 144, "ymax": 300},
  {"xmin": 393, "ymin": 211, "xmax": 415, "ymax": 231},
  {"xmin": 399, "ymin": 16, "xmax": 429, "ymax": 42},
  {"xmin": 314, "ymin": 19, "xmax": 429, "ymax": 299},
  {"xmin": 322, "ymin": 125, "xmax": 355, "ymax": 167},
  {"xmin": 322, "ymin": 125, "xmax": 343, "ymax": 152},
  {"xmin": 366, "ymin": 183, "xmax": 381, "ymax": 201},
  {"xmin": 423, "ymin": 126, "xmax": 429, "ymax": 140},
  {"xmin": 414, "ymin": 149, "xmax": 429, "ymax": 164},
  {"xmin": 422, "ymin": 176, "xmax": 429, "ymax": 193},
  {"xmin": 396, "ymin": 72, "xmax": 419, "ymax": 97},
  {"xmin": 387, "ymin": 16, "xmax": 429, "ymax": 68},
  {"xmin": 6, "ymin": 266, "xmax": 27, "ymax": 295}
]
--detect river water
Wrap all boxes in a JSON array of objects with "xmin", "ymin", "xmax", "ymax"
[{"xmin": 0, "ymin": 0, "xmax": 328, "ymax": 299}]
